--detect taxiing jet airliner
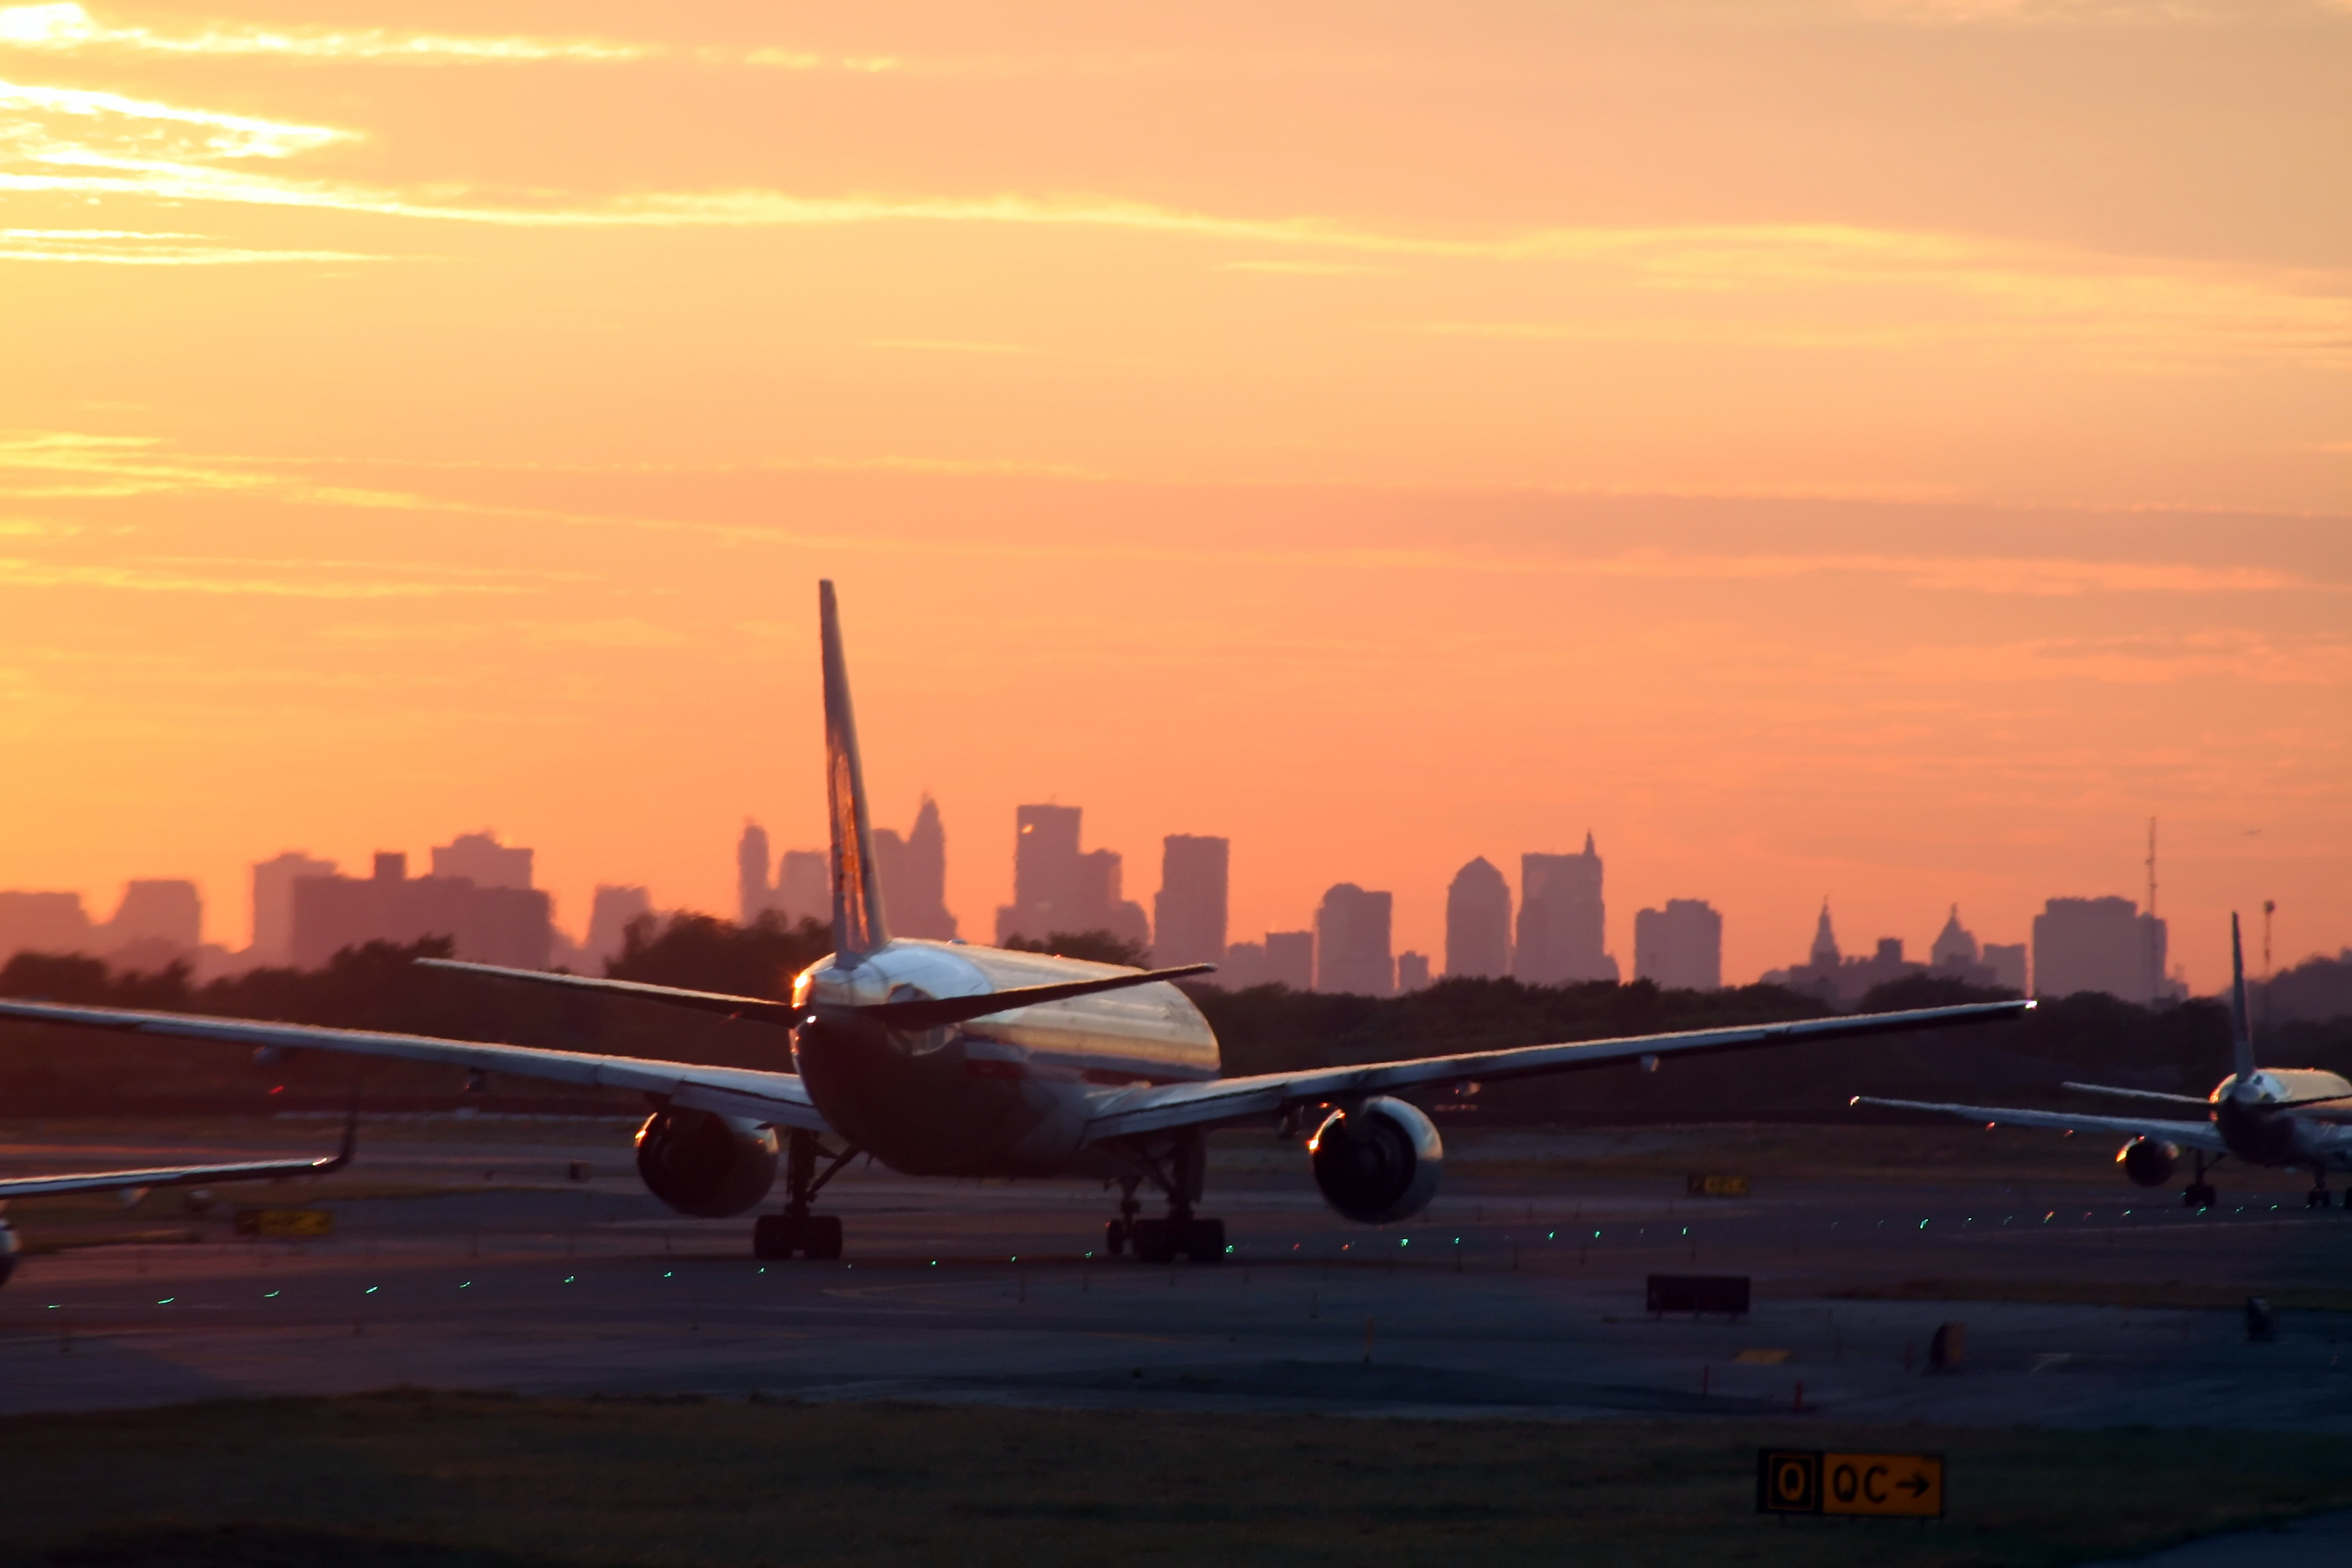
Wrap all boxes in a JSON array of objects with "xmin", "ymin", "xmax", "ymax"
[
  {"xmin": 1855, "ymin": 915, "xmax": 2352, "ymax": 1209},
  {"xmin": 0, "ymin": 583, "xmax": 2031, "ymax": 1263},
  {"xmin": 0, "ymin": 1119, "xmax": 353, "ymax": 1286}
]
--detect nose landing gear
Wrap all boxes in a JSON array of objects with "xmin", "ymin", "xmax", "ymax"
[
  {"xmin": 753, "ymin": 1130, "xmax": 860, "ymax": 1260},
  {"xmin": 2182, "ymin": 1152, "xmax": 2221, "ymax": 1209}
]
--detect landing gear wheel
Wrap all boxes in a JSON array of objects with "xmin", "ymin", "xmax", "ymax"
[
  {"xmin": 803, "ymin": 1215, "xmax": 844, "ymax": 1258},
  {"xmin": 754, "ymin": 1213, "xmax": 798, "ymax": 1259},
  {"xmin": 1130, "ymin": 1218, "xmax": 1177, "ymax": 1264},
  {"xmin": 1179, "ymin": 1217, "xmax": 1226, "ymax": 1263},
  {"xmin": 1105, "ymin": 1219, "xmax": 1129, "ymax": 1255},
  {"xmin": 2184, "ymin": 1182, "xmax": 2217, "ymax": 1209}
]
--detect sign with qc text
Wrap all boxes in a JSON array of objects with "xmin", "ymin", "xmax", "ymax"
[
  {"xmin": 1757, "ymin": 1450, "xmax": 1944, "ymax": 1518},
  {"xmin": 233, "ymin": 1207, "xmax": 335, "ymax": 1239},
  {"xmin": 1687, "ymin": 1173, "xmax": 1750, "ymax": 1197}
]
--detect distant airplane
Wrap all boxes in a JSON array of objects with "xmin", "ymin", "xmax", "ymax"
[
  {"xmin": 0, "ymin": 1117, "xmax": 353, "ymax": 1286},
  {"xmin": 1855, "ymin": 915, "xmax": 2352, "ymax": 1209},
  {"xmin": 0, "ymin": 583, "xmax": 2029, "ymax": 1264}
]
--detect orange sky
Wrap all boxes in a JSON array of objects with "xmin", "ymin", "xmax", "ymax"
[{"xmin": 1, "ymin": 1, "xmax": 2346, "ymax": 989}]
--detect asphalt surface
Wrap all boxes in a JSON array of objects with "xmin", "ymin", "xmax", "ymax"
[{"xmin": 2, "ymin": 1118, "xmax": 2347, "ymax": 1433}]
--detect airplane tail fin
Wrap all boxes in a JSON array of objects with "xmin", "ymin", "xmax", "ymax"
[
  {"xmin": 2229, "ymin": 912, "xmax": 2255, "ymax": 1083},
  {"xmin": 819, "ymin": 581, "xmax": 889, "ymax": 966}
]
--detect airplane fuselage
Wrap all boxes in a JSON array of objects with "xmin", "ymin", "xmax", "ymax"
[
  {"xmin": 791, "ymin": 940, "xmax": 1219, "ymax": 1177},
  {"xmin": 2209, "ymin": 1069, "xmax": 2352, "ymax": 1172}
]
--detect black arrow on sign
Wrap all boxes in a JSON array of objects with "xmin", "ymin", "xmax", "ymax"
[{"xmin": 1899, "ymin": 1474, "xmax": 1932, "ymax": 1498}]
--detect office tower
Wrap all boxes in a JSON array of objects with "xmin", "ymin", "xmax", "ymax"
[
  {"xmin": 995, "ymin": 803, "xmax": 1148, "ymax": 949},
  {"xmin": 292, "ymin": 849, "xmax": 552, "ymax": 970},
  {"xmin": 252, "ymin": 852, "xmax": 337, "ymax": 962},
  {"xmin": 0, "ymin": 890, "xmax": 93, "ymax": 962},
  {"xmin": 2034, "ymin": 896, "xmax": 2168, "ymax": 1002},
  {"xmin": 1154, "ymin": 835, "xmax": 1230, "ymax": 968},
  {"xmin": 1444, "ymin": 857, "xmax": 1512, "ymax": 978},
  {"xmin": 1396, "ymin": 951, "xmax": 1431, "ymax": 992},
  {"xmin": 1981, "ymin": 943, "xmax": 2029, "ymax": 993},
  {"xmin": 1929, "ymin": 906, "xmax": 1978, "ymax": 970},
  {"xmin": 1264, "ymin": 930, "xmax": 1315, "ymax": 991},
  {"xmin": 874, "ymin": 794, "xmax": 958, "ymax": 940},
  {"xmin": 1514, "ymin": 834, "xmax": 1618, "ymax": 985},
  {"xmin": 99, "ymin": 879, "xmax": 201, "ymax": 958},
  {"xmin": 1315, "ymin": 884, "xmax": 1394, "ymax": 996},
  {"xmin": 1221, "ymin": 941, "xmax": 1268, "ymax": 988},
  {"xmin": 777, "ymin": 850, "xmax": 829, "ymax": 927},
  {"xmin": 1633, "ymin": 899, "xmax": 1722, "ymax": 991},
  {"xmin": 586, "ymin": 885, "xmax": 653, "ymax": 964},
  {"xmin": 433, "ymin": 831, "xmax": 533, "ymax": 889},
  {"xmin": 737, "ymin": 822, "xmax": 774, "ymax": 925}
]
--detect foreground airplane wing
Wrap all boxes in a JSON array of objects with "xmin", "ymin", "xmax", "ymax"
[
  {"xmin": 1081, "ymin": 999, "xmax": 2034, "ymax": 1141},
  {"xmin": 0, "ymin": 1115, "xmax": 356, "ymax": 1200},
  {"xmin": 1851, "ymin": 1094, "xmax": 2225, "ymax": 1153},
  {"xmin": 0, "ymin": 1000, "xmax": 832, "ymax": 1132}
]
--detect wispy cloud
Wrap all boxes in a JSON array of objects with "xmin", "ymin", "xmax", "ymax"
[
  {"xmin": 0, "ymin": 4, "xmax": 644, "ymax": 63},
  {"xmin": 0, "ymin": 557, "xmax": 529, "ymax": 598},
  {"xmin": 0, "ymin": 226, "xmax": 383, "ymax": 263}
]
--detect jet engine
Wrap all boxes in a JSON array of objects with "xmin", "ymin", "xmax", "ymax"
[
  {"xmin": 634, "ymin": 1109, "xmax": 779, "ymax": 1218},
  {"xmin": 2116, "ymin": 1136, "xmax": 2177, "ymax": 1188},
  {"xmin": 1308, "ymin": 1096, "xmax": 1443, "ymax": 1224}
]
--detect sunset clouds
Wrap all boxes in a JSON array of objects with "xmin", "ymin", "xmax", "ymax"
[{"xmin": 0, "ymin": 1, "xmax": 2343, "ymax": 985}]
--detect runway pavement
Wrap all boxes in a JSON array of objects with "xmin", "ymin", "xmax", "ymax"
[{"xmin": 2, "ymin": 1118, "xmax": 2347, "ymax": 1430}]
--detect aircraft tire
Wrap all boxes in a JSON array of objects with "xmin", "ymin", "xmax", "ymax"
[
  {"xmin": 1179, "ymin": 1218, "xmax": 1226, "ymax": 1263},
  {"xmin": 1130, "ymin": 1219, "xmax": 1178, "ymax": 1264},
  {"xmin": 1104, "ymin": 1220, "xmax": 1128, "ymax": 1255},
  {"xmin": 804, "ymin": 1215, "xmax": 845, "ymax": 1258},
  {"xmin": 753, "ymin": 1214, "xmax": 798, "ymax": 1260}
]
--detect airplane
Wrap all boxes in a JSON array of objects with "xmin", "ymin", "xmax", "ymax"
[
  {"xmin": 0, "ymin": 581, "xmax": 2033, "ymax": 1264},
  {"xmin": 1854, "ymin": 914, "xmax": 2352, "ymax": 1210},
  {"xmin": 0, "ymin": 1116, "xmax": 354, "ymax": 1286}
]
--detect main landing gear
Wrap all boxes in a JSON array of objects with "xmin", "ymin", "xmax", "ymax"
[
  {"xmin": 2306, "ymin": 1173, "xmax": 2334, "ymax": 1210},
  {"xmin": 2182, "ymin": 1151, "xmax": 2221, "ymax": 1210},
  {"xmin": 753, "ymin": 1130, "xmax": 860, "ymax": 1260},
  {"xmin": 1102, "ymin": 1132, "xmax": 1226, "ymax": 1264}
]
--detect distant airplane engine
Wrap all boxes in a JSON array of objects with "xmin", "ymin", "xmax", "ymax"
[
  {"xmin": 2116, "ymin": 1136, "xmax": 2177, "ymax": 1188},
  {"xmin": 634, "ymin": 1110, "xmax": 779, "ymax": 1218},
  {"xmin": 1308, "ymin": 1097, "xmax": 1443, "ymax": 1224}
]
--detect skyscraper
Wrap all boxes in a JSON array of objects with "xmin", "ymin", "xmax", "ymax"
[
  {"xmin": 1396, "ymin": 951, "xmax": 1432, "ymax": 992},
  {"xmin": 251, "ymin": 851, "xmax": 338, "ymax": 962},
  {"xmin": 1514, "ymin": 834, "xmax": 1618, "ymax": 985},
  {"xmin": 1153, "ymin": 834, "xmax": 1230, "ymax": 968},
  {"xmin": 995, "ymin": 804, "xmax": 1149, "ymax": 949},
  {"xmin": 433, "ymin": 832, "xmax": 533, "ymax": 889},
  {"xmin": 586, "ymin": 884, "xmax": 653, "ymax": 964},
  {"xmin": 1633, "ymin": 898, "xmax": 1722, "ymax": 991},
  {"xmin": 776, "ymin": 851, "xmax": 828, "ymax": 927},
  {"xmin": 2034, "ymin": 896, "xmax": 2168, "ymax": 1002},
  {"xmin": 1315, "ymin": 884, "xmax": 1394, "ymax": 996},
  {"xmin": 105, "ymin": 880, "xmax": 201, "ymax": 956},
  {"xmin": 1264, "ymin": 930, "xmax": 1315, "ymax": 990},
  {"xmin": 1444, "ymin": 856, "xmax": 1512, "ymax": 978},
  {"xmin": 736, "ymin": 822, "xmax": 774, "ymax": 926},
  {"xmin": 874, "ymin": 794, "xmax": 958, "ymax": 940}
]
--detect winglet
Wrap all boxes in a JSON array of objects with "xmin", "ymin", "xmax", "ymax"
[
  {"xmin": 2230, "ymin": 911, "xmax": 2255, "ymax": 1082},
  {"xmin": 820, "ymin": 581, "xmax": 889, "ymax": 966}
]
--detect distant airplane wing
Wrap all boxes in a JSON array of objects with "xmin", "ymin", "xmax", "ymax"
[
  {"xmin": 0, "ymin": 999, "xmax": 833, "ymax": 1134},
  {"xmin": 1080, "ymin": 999, "xmax": 2033, "ymax": 1142},
  {"xmin": 0, "ymin": 1115, "xmax": 356, "ymax": 1200},
  {"xmin": 1852, "ymin": 1094, "xmax": 2225, "ymax": 1152}
]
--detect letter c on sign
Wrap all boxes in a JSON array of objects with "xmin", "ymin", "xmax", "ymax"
[{"xmin": 1864, "ymin": 1467, "xmax": 1889, "ymax": 1504}]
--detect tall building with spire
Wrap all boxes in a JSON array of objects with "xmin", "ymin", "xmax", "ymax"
[
  {"xmin": 1444, "ymin": 857, "xmax": 1512, "ymax": 978},
  {"xmin": 874, "ymin": 794, "xmax": 958, "ymax": 940},
  {"xmin": 1514, "ymin": 834, "xmax": 1618, "ymax": 985}
]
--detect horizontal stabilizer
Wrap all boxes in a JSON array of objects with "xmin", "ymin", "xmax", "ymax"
[
  {"xmin": 2062, "ymin": 1081, "xmax": 2208, "ymax": 1107},
  {"xmin": 417, "ymin": 958, "xmax": 798, "ymax": 1024},
  {"xmin": 841, "ymin": 964, "xmax": 1216, "ymax": 1030},
  {"xmin": 420, "ymin": 955, "xmax": 1214, "ymax": 1031}
]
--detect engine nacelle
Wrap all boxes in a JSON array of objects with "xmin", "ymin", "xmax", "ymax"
[
  {"xmin": 2116, "ymin": 1136, "xmax": 2177, "ymax": 1188},
  {"xmin": 1309, "ymin": 1096, "xmax": 1443, "ymax": 1224},
  {"xmin": 634, "ymin": 1109, "xmax": 779, "ymax": 1218}
]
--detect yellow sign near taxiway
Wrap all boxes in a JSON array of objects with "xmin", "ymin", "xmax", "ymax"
[
  {"xmin": 1758, "ymin": 1450, "xmax": 1944, "ymax": 1518},
  {"xmin": 233, "ymin": 1207, "xmax": 334, "ymax": 1239}
]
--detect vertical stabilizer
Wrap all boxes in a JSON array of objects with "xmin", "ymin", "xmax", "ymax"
[
  {"xmin": 819, "ymin": 581, "xmax": 889, "ymax": 964},
  {"xmin": 2229, "ymin": 912, "xmax": 2255, "ymax": 1081}
]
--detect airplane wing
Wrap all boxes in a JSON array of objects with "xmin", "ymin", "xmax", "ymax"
[
  {"xmin": 0, "ymin": 999, "xmax": 833, "ymax": 1134},
  {"xmin": 1081, "ymin": 999, "xmax": 2034, "ymax": 1142},
  {"xmin": 0, "ymin": 1115, "xmax": 356, "ymax": 1201},
  {"xmin": 1852, "ymin": 1094, "xmax": 2226, "ymax": 1153}
]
